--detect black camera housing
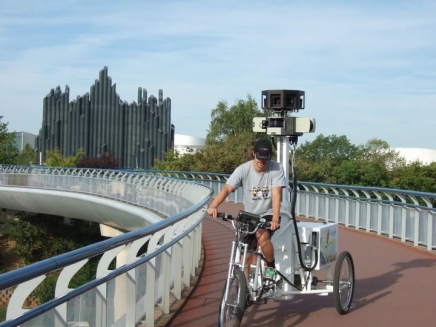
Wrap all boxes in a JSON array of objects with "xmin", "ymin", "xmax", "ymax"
[
  {"xmin": 262, "ymin": 90, "xmax": 305, "ymax": 111},
  {"xmin": 237, "ymin": 210, "xmax": 260, "ymax": 225}
]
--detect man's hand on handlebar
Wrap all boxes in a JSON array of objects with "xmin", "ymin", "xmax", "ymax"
[
  {"xmin": 269, "ymin": 220, "xmax": 280, "ymax": 231},
  {"xmin": 207, "ymin": 206, "xmax": 218, "ymax": 218}
]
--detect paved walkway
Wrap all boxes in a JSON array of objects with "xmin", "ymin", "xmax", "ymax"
[{"xmin": 168, "ymin": 202, "xmax": 436, "ymax": 327}]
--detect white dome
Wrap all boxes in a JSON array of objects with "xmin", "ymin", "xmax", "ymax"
[
  {"xmin": 392, "ymin": 148, "xmax": 436, "ymax": 165},
  {"xmin": 174, "ymin": 134, "xmax": 206, "ymax": 147},
  {"xmin": 174, "ymin": 134, "xmax": 206, "ymax": 155}
]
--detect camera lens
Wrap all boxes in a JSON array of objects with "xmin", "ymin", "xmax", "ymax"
[
  {"xmin": 286, "ymin": 95, "xmax": 296, "ymax": 108},
  {"xmin": 271, "ymin": 94, "xmax": 281, "ymax": 107},
  {"xmin": 269, "ymin": 118, "xmax": 283, "ymax": 128}
]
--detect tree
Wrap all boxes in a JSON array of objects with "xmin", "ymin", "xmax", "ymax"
[
  {"xmin": 206, "ymin": 94, "xmax": 266, "ymax": 145},
  {"xmin": 358, "ymin": 138, "xmax": 406, "ymax": 171},
  {"xmin": 0, "ymin": 116, "xmax": 19, "ymax": 164},
  {"xmin": 295, "ymin": 134, "xmax": 360, "ymax": 183},
  {"xmin": 9, "ymin": 213, "xmax": 102, "ymax": 264},
  {"xmin": 76, "ymin": 150, "xmax": 119, "ymax": 169},
  {"xmin": 153, "ymin": 134, "xmax": 255, "ymax": 174},
  {"xmin": 154, "ymin": 95, "xmax": 269, "ymax": 174},
  {"xmin": 390, "ymin": 162, "xmax": 436, "ymax": 193},
  {"xmin": 15, "ymin": 144, "xmax": 38, "ymax": 166},
  {"xmin": 9, "ymin": 213, "xmax": 104, "ymax": 304},
  {"xmin": 159, "ymin": 94, "xmax": 435, "ymax": 192},
  {"xmin": 335, "ymin": 160, "xmax": 391, "ymax": 187},
  {"xmin": 326, "ymin": 139, "xmax": 398, "ymax": 187},
  {"xmin": 45, "ymin": 148, "xmax": 84, "ymax": 167},
  {"xmin": 297, "ymin": 134, "xmax": 360, "ymax": 164}
]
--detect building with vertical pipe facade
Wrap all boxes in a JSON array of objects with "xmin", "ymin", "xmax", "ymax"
[{"xmin": 35, "ymin": 67, "xmax": 174, "ymax": 169}]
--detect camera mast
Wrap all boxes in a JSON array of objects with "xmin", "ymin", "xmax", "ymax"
[{"xmin": 253, "ymin": 90, "xmax": 316, "ymax": 212}]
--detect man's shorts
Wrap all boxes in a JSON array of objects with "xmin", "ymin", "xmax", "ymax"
[{"xmin": 240, "ymin": 214, "xmax": 274, "ymax": 251}]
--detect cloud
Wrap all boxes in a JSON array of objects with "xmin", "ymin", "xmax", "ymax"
[{"xmin": 0, "ymin": 0, "xmax": 435, "ymax": 148}]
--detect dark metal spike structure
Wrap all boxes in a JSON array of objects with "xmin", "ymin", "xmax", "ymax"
[{"xmin": 35, "ymin": 66, "xmax": 174, "ymax": 169}]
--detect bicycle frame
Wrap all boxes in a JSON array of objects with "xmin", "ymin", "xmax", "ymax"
[
  {"xmin": 223, "ymin": 219, "xmax": 250, "ymax": 303},
  {"xmin": 222, "ymin": 218, "xmax": 279, "ymax": 306}
]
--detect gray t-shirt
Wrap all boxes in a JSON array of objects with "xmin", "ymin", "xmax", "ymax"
[{"xmin": 226, "ymin": 160, "xmax": 288, "ymax": 215}]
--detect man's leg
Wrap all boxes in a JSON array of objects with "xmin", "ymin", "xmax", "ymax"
[
  {"xmin": 241, "ymin": 234, "xmax": 257, "ymax": 277},
  {"xmin": 244, "ymin": 254, "xmax": 253, "ymax": 276},
  {"xmin": 256, "ymin": 229, "xmax": 275, "ymax": 267}
]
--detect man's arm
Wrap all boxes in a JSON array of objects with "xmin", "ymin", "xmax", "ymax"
[
  {"xmin": 207, "ymin": 184, "xmax": 234, "ymax": 218},
  {"xmin": 270, "ymin": 186, "xmax": 283, "ymax": 231}
]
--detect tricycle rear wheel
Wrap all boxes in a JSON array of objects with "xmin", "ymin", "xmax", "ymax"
[{"xmin": 333, "ymin": 251, "xmax": 355, "ymax": 314}]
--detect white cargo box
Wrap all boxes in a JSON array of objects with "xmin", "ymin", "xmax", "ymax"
[{"xmin": 297, "ymin": 221, "xmax": 338, "ymax": 270}]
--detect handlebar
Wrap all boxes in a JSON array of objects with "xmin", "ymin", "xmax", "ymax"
[
  {"xmin": 217, "ymin": 211, "xmax": 271, "ymax": 233},
  {"xmin": 217, "ymin": 212, "xmax": 234, "ymax": 220}
]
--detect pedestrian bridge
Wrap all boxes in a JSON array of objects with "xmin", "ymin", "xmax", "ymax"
[{"xmin": 0, "ymin": 166, "xmax": 435, "ymax": 326}]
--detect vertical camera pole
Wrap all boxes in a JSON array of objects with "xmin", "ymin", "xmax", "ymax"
[
  {"xmin": 253, "ymin": 90, "xmax": 316, "ymax": 213},
  {"xmin": 276, "ymin": 136, "xmax": 292, "ymax": 212}
]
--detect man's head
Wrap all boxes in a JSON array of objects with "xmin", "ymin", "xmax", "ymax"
[{"xmin": 253, "ymin": 139, "xmax": 273, "ymax": 161}]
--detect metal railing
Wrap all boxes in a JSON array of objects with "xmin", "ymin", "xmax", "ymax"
[
  {"xmin": 295, "ymin": 182, "xmax": 436, "ymax": 250},
  {"xmin": 144, "ymin": 170, "xmax": 436, "ymax": 250},
  {"xmin": 0, "ymin": 166, "xmax": 213, "ymax": 327}
]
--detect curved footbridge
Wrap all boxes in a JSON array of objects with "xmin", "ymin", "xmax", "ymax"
[
  {"xmin": 0, "ymin": 166, "xmax": 435, "ymax": 327},
  {"xmin": 0, "ymin": 166, "xmax": 213, "ymax": 327},
  {"xmin": 1, "ymin": 187, "xmax": 163, "ymax": 235}
]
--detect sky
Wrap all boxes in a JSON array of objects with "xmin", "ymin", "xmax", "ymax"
[{"xmin": 0, "ymin": 0, "xmax": 435, "ymax": 149}]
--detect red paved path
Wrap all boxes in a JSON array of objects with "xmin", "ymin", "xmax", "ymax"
[{"xmin": 169, "ymin": 203, "xmax": 436, "ymax": 327}]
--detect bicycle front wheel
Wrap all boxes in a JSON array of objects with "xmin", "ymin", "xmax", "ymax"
[{"xmin": 218, "ymin": 267, "xmax": 247, "ymax": 327}]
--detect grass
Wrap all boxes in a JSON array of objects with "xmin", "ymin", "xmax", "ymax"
[{"xmin": 0, "ymin": 307, "xmax": 6, "ymax": 322}]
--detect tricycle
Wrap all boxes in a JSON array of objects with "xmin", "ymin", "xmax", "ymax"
[{"xmin": 217, "ymin": 209, "xmax": 355, "ymax": 326}]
